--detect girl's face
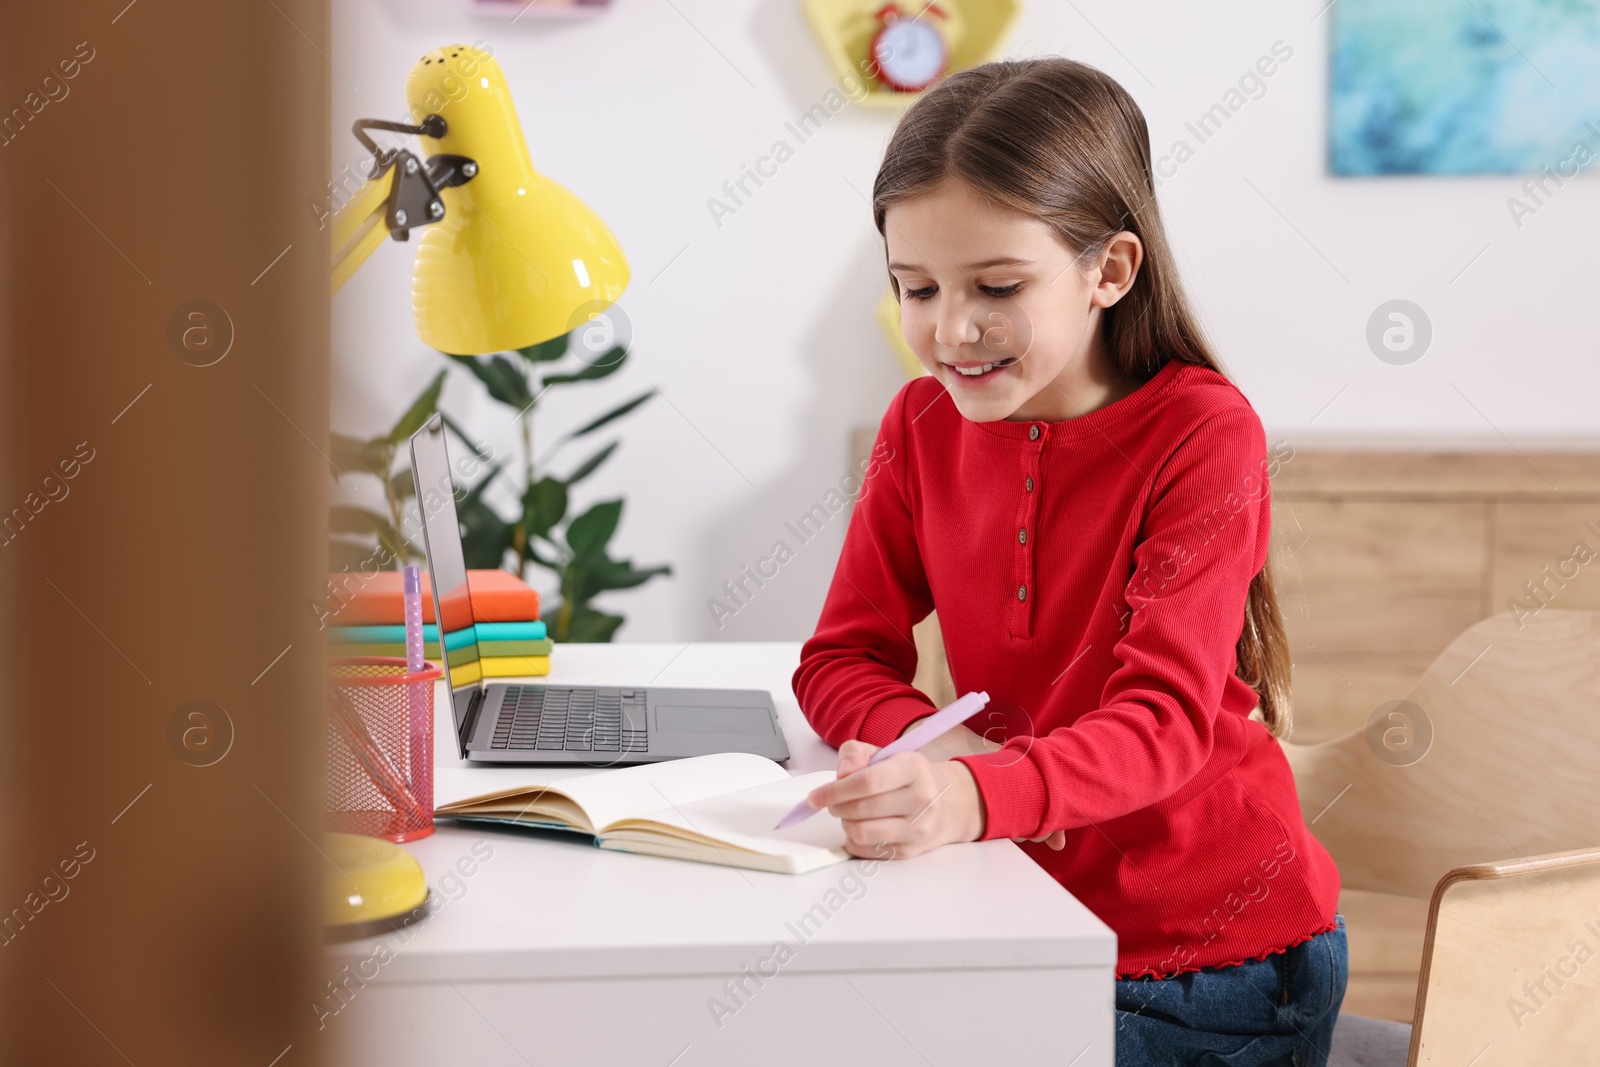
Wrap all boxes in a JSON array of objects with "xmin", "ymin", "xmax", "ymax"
[{"xmin": 884, "ymin": 179, "xmax": 1141, "ymax": 424}]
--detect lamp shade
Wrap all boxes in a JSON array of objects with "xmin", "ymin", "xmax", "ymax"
[{"xmin": 404, "ymin": 45, "xmax": 629, "ymax": 355}]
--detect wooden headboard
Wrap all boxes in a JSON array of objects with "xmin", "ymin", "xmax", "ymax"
[{"xmin": 1269, "ymin": 450, "xmax": 1600, "ymax": 741}]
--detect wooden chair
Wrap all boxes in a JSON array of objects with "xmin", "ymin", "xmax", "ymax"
[
  {"xmin": 908, "ymin": 608, "xmax": 1600, "ymax": 1064},
  {"xmin": 1280, "ymin": 608, "xmax": 1600, "ymax": 1065}
]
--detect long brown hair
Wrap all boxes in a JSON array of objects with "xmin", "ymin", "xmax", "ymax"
[{"xmin": 871, "ymin": 57, "xmax": 1294, "ymax": 737}]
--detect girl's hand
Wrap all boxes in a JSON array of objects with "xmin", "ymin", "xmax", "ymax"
[
  {"xmin": 899, "ymin": 716, "xmax": 1066, "ymax": 850},
  {"xmin": 903, "ymin": 718, "xmax": 1004, "ymax": 762},
  {"xmin": 805, "ymin": 740, "xmax": 985, "ymax": 859},
  {"xmin": 1015, "ymin": 830, "xmax": 1067, "ymax": 850}
]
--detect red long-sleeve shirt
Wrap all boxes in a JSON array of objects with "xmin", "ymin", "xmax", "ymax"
[{"xmin": 794, "ymin": 360, "xmax": 1340, "ymax": 979}]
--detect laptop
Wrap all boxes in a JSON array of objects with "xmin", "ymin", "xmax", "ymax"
[{"xmin": 409, "ymin": 415, "xmax": 790, "ymax": 766}]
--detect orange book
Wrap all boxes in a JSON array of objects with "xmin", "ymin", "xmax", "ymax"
[{"xmin": 325, "ymin": 569, "xmax": 540, "ymax": 627}]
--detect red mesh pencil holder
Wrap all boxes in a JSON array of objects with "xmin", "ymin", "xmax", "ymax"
[{"xmin": 326, "ymin": 656, "xmax": 443, "ymax": 843}]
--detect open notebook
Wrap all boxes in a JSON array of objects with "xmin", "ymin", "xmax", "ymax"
[{"xmin": 435, "ymin": 752, "xmax": 851, "ymax": 875}]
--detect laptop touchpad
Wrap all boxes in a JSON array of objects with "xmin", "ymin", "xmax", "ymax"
[{"xmin": 655, "ymin": 706, "xmax": 774, "ymax": 734}]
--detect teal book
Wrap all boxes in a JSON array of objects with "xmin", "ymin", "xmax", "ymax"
[
  {"xmin": 474, "ymin": 620, "xmax": 548, "ymax": 643},
  {"xmin": 329, "ymin": 620, "xmax": 547, "ymax": 647}
]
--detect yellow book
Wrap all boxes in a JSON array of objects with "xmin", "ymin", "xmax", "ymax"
[{"xmin": 449, "ymin": 655, "xmax": 550, "ymax": 686}]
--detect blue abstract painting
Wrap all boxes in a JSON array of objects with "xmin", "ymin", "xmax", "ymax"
[{"xmin": 1330, "ymin": 0, "xmax": 1600, "ymax": 175}]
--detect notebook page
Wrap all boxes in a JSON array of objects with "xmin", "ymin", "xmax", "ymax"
[
  {"xmin": 615, "ymin": 769, "xmax": 849, "ymax": 859},
  {"xmin": 551, "ymin": 751, "xmax": 791, "ymax": 833}
]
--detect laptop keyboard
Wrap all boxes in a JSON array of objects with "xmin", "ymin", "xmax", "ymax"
[{"xmin": 490, "ymin": 686, "xmax": 649, "ymax": 753}]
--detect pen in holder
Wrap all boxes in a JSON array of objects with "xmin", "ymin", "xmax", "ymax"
[
  {"xmin": 402, "ymin": 565, "xmax": 429, "ymax": 807},
  {"xmin": 325, "ymin": 656, "xmax": 442, "ymax": 842}
]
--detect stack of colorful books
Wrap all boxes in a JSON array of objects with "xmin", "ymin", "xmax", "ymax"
[{"xmin": 327, "ymin": 569, "xmax": 550, "ymax": 684}]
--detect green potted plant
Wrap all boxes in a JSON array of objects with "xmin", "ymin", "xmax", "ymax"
[{"xmin": 328, "ymin": 329, "xmax": 669, "ymax": 642}]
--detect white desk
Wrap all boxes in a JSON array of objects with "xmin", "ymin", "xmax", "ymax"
[{"xmin": 324, "ymin": 642, "xmax": 1115, "ymax": 1067}]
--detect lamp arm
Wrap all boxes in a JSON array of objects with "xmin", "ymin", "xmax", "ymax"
[
  {"xmin": 329, "ymin": 115, "xmax": 479, "ymax": 295},
  {"xmin": 330, "ymin": 170, "xmax": 394, "ymax": 294},
  {"xmin": 351, "ymin": 115, "xmax": 446, "ymax": 176}
]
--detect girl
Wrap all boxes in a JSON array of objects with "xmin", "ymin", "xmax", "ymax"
[{"xmin": 792, "ymin": 58, "xmax": 1346, "ymax": 1066}]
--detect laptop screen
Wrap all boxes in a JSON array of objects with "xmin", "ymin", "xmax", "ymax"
[{"xmin": 408, "ymin": 416, "xmax": 485, "ymax": 753}]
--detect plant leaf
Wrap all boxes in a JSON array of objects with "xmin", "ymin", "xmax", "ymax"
[
  {"xmin": 570, "ymin": 389, "xmax": 655, "ymax": 438},
  {"xmin": 453, "ymin": 354, "xmax": 535, "ymax": 411},
  {"xmin": 563, "ymin": 440, "xmax": 618, "ymax": 485},
  {"xmin": 544, "ymin": 603, "xmax": 624, "ymax": 643},
  {"xmin": 329, "ymin": 505, "xmax": 393, "ymax": 537},
  {"xmin": 329, "ymin": 506, "xmax": 416, "ymax": 565},
  {"xmin": 440, "ymin": 412, "xmax": 493, "ymax": 461},
  {"xmin": 452, "ymin": 464, "xmax": 510, "ymax": 568},
  {"xmin": 569, "ymin": 607, "xmax": 625, "ymax": 643},
  {"xmin": 523, "ymin": 542, "xmax": 560, "ymax": 571},
  {"xmin": 516, "ymin": 334, "xmax": 569, "ymax": 363},
  {"xmin": 596, "ymin": 559, "xmax": 671, "ymax": 593},
  {"xmin": 330, "ymin": 433, "xmax": 391, "ymax": 478},
  {"xmin": 566, "ymin": 499, "xmax": 622, "ymax": 556},
  {"xmin": 541, "ymin": 347, "xmax": 628, "ymax": 388},
  {"xmin": 388, "ymin": 466, "xmax": 418, "ymax": 502},
  {"xmin": 459, "ymin": 503, "xmax": 511, "ymax": 569},
  {"xmin": 523, "ymin": 477, "xmax": 568, "ymax": 539},
  {"xmin": 460, "ymin": 462, "xmax": 503, "ymax": 509},
  {"xmin": 383, "ymin": 369, "xmax": 448, "ymax": 444},
  {"xmin": 568, "ymin": 556, "xmax": 670, "ymax": 604},
  {"xmin": 329, "ymin": 537, "xmax": 379, "ymax": 574}
]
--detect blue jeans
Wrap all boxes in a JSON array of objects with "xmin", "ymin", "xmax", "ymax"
[{"xmin": 1115, "ymin": 915, "xmax": 1348, "ymax": 1067}]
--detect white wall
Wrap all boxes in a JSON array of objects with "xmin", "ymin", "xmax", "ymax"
[{"xmin": 332, "ymin": 0, "xmax": 1600, "ymax": 643}]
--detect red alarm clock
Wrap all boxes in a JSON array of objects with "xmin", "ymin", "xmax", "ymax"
[{"xmin": 870, "ymin": 3, "xmax": 949, "ymax": 93}]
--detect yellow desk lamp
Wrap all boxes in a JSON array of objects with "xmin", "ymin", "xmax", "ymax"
[
  {"xmin": 322, "ymin": 832, "xmax": 430, "ymax": 938},
  {"xmin": 331, "ymin": 43, "xmax": 629, "ymax": 354},
  {"xmin": 325, "ymin": 45, "xmax": 628, "ymax": 931}
]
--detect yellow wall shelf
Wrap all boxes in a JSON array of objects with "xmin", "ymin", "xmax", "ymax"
[{"xmin": 802, "ymin": 0, "xmax": 1023, "ymax": 110}]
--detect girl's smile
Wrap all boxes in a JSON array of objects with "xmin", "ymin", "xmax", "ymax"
[{"xmin": 944, "ymin": 355, "xmax": 1019, "ymax": 382}]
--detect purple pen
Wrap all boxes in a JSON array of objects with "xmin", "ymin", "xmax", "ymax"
[
  {"xmin": 402, "ymin": 565, "xmax": 428, "ymax": 798},
  {"xmin": 773, "ymin": 690, "xmax": 990, "ymax": 830}
]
